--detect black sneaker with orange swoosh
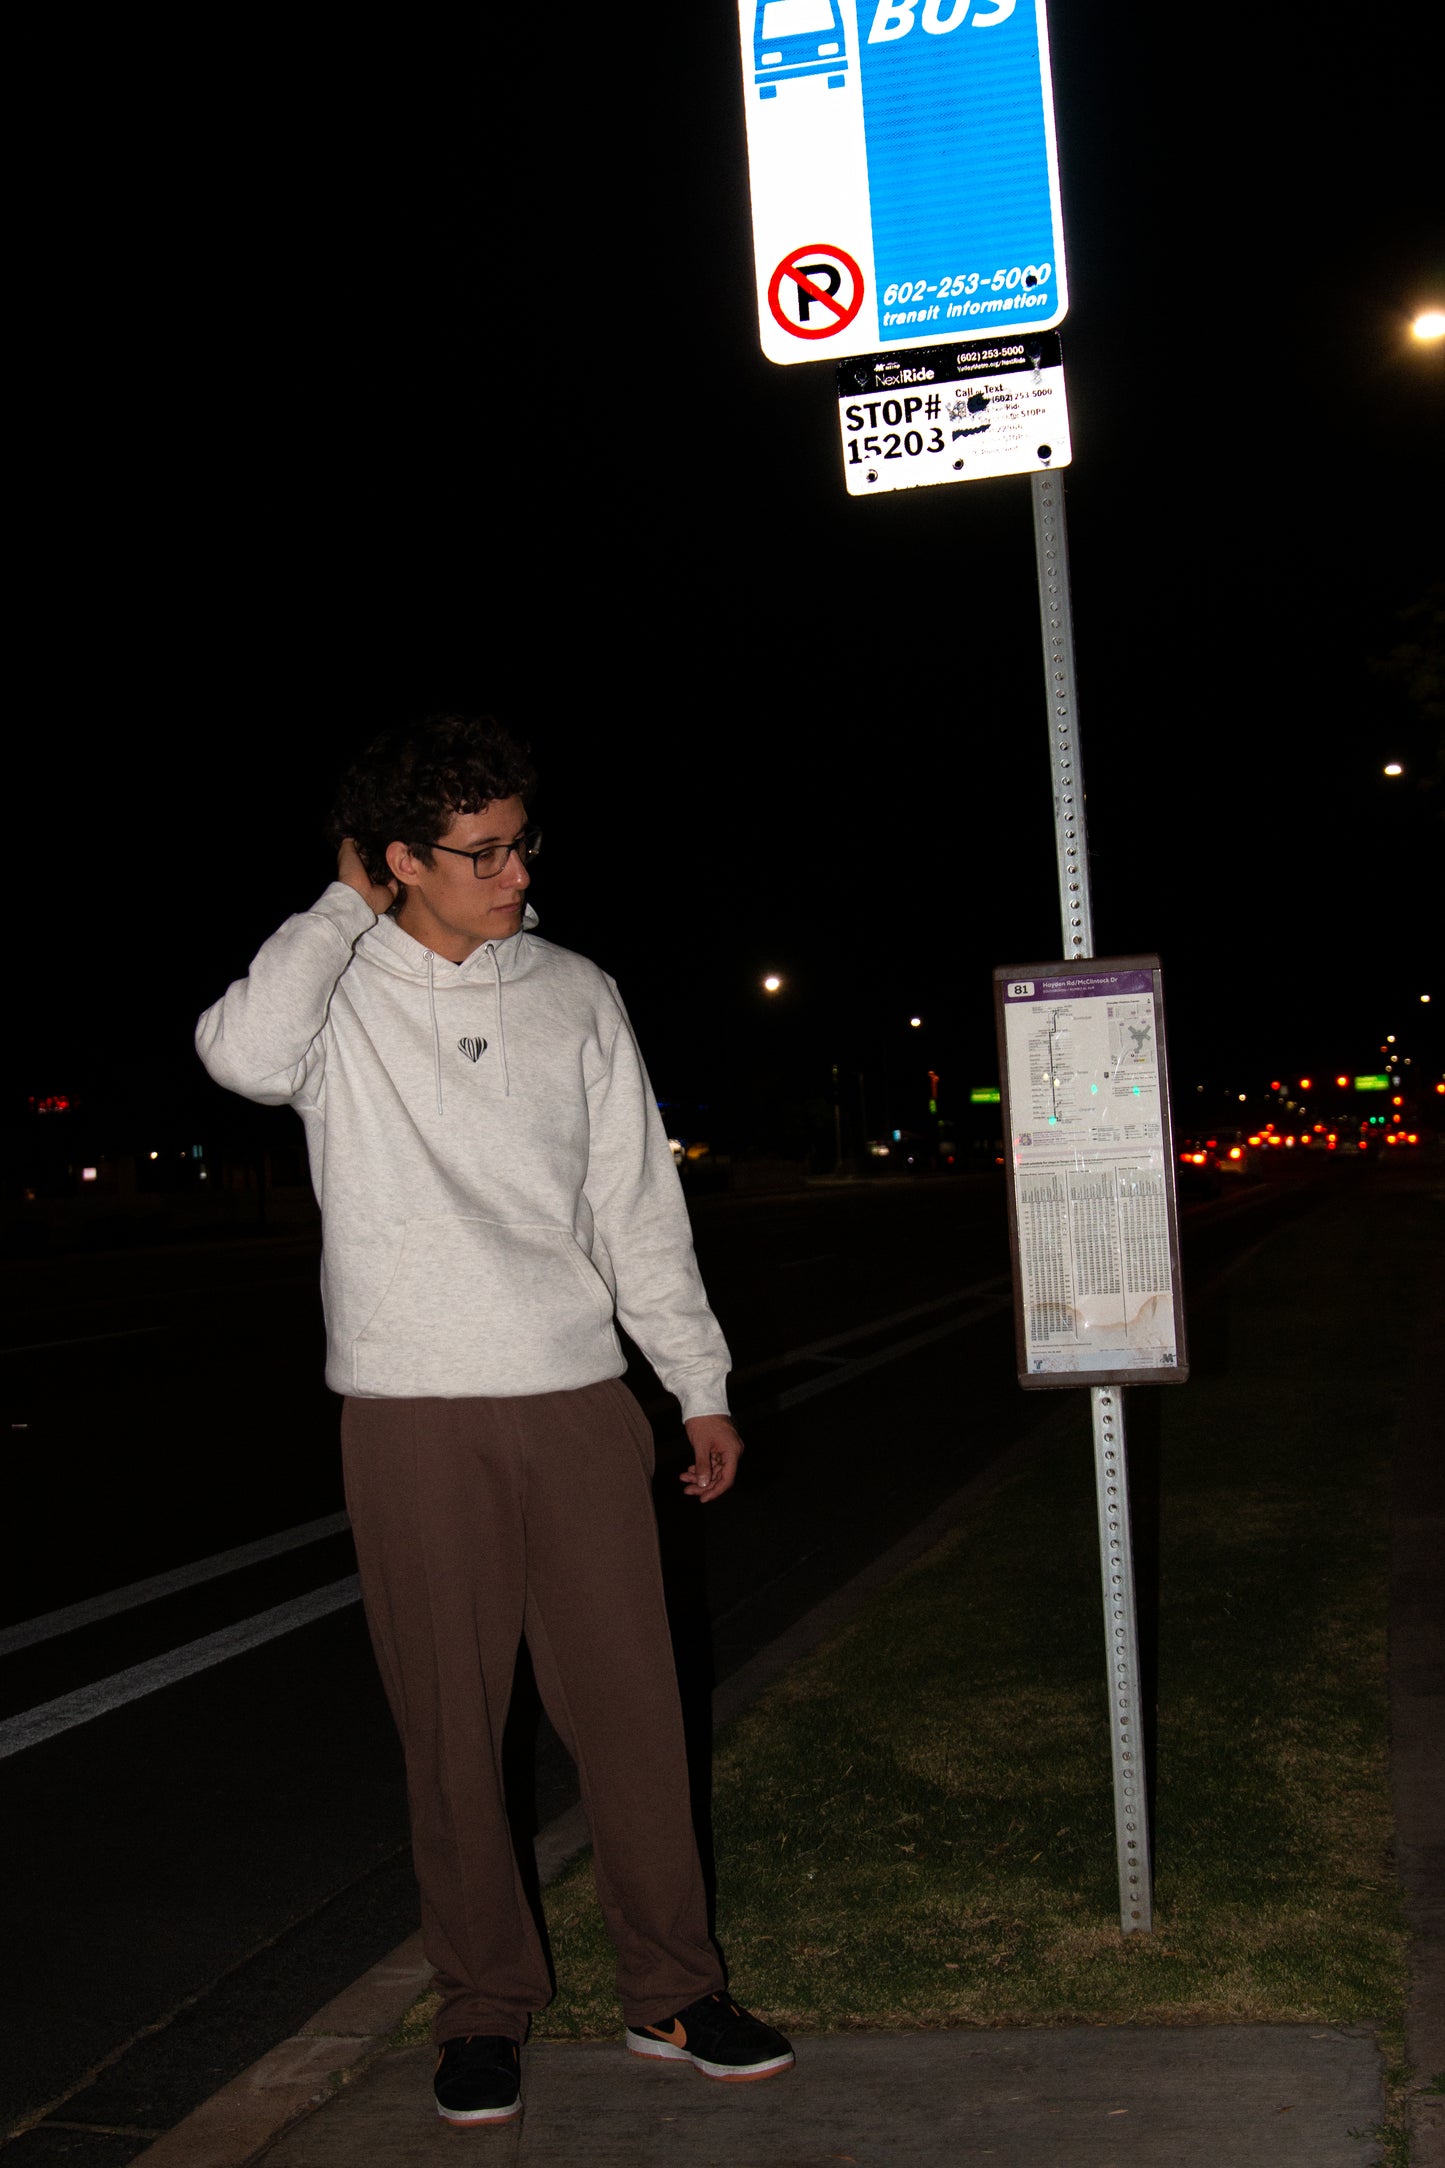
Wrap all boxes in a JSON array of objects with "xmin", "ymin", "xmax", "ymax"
[{"xmin": 625, "ymin": 1990, "xmax": 795, "ymax": 2081}]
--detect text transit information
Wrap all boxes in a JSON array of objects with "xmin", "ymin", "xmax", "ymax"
[
  {"xmin": 994, "ymin": 960, "xmax": 1189, "ymax": 1388},
  {"xmin": 836, "ymin": 330, "xmax": 1069, "ymax": 493},
  {"xmin": 738, "ymin": 0, "xmax": 1067, "ymax": 366}
]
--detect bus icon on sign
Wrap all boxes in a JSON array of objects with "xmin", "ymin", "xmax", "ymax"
[{"xmin": 754, "ymin": 0, "xmax": 848, "ymax": 97}]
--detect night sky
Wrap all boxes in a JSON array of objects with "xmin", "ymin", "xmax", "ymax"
[{"xmin": 14, "ymin": 10, "xmax": 1442, "ymax": 1153}]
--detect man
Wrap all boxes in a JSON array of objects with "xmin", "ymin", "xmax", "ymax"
[{"xmin": 196, "ymin": 713, "xmax": 792, "ymax": 2126}]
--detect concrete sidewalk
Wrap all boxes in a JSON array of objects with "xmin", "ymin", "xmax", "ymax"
[
  {"xmin": 128, "ymin": 1170, "xmax": 1444, "ymax": 2168},
  {"xmin": 257, "ymin": 2026, "xmax": 1385, "ymax": 2167}
]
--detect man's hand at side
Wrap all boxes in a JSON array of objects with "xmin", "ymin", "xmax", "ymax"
[
  {"xmin": 680, "ymin": 1414, "xmax": 744, "ymax": 1503},
  {"xmin": 338, "ymin": 838, "xmax": 398, "ymax": 917}
]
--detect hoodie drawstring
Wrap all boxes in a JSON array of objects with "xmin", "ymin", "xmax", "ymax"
[
  {"xmin": 426, "ymin": 952, "xmax": 444, "ymax": 1114},
  {"xmin": 489, "ymin": 945, "xmax": 511, "ymax": 1098},
  {"xmin": 426, "ymin": 943, "xmax": 512, "ymax": 1111}
]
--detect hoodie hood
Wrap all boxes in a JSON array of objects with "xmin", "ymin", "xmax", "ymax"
[{"xmin": 358, "ymin": 899, "xmax": 541, "ymax": 983}]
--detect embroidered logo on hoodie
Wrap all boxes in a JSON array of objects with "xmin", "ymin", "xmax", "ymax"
[{"xmin": 458, "ymin": 1037, "xmax": 488, "ymax": 1062}]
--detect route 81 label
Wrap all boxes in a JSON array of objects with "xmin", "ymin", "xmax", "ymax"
[{"xmin": 836, "ymin": 331, "xmax": 1070, "ymax": 496}]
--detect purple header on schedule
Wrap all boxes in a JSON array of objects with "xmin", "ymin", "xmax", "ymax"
[{"xmin": 1005, "ymin": 971, "xmax": 1155, "ymax": 1001}]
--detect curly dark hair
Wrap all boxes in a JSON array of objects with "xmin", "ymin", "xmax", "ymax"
[{"xmin": 330, "ymin": 714, "xmax": 537, "ymax": 885}]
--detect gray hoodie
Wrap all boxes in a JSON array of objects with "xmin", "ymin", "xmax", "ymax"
[{"xmin": 196, "ymin": 883, "xmax": 731, "ymax": 1420}]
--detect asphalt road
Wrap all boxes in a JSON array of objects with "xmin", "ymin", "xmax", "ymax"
[{"xmin": 0, "ymin": 1167, "xmax": 1331, "ymax": 2160}]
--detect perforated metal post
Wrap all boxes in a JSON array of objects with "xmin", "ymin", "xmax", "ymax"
[
  {"xmin": 1030, "ymin": 469, "xmax": 1093, "ymax": 961},
  {"xmin": 1091, "ymin": 1385, "xmax": 1153, "ymax": 1928},
  {"xmin": 1030, "ymin": 470, "xmax": 1154, "ymax": 1933}
]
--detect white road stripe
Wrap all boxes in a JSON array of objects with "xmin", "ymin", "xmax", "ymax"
[
  {"xmin": 730, "ymin": 1276, "xmax": 1010, "ymax": 1385},
  {"xmin": 773, "ymin": 1301, "xmax": 1007, "ymax": 1408},
  {"xmin": 0, "ymin": 1279, "xmax": 1013, "ymax": 1759},
  {"xmin": 0, "ymin": 1577, "xmax": 362, "ymax": 1761},
  {"xmin": 0, "ymin": 1513, "xmax": 352, "ymax": 1657},
  {"xmin": 3, "ymin": 1327, "xmax": 167, "ymax": 1354},
  {"xmin": 2, "ymin": 1291, "xmax": 1004, "ymax": 1659}
]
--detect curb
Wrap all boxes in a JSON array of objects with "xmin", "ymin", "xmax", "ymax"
[
  {"xmin": 1389, "ymin": 1216, "xmax": 1445, "ymax": 2167},
  {"xmin": 129, "ymin": 1417, "xmax": 1060, "ymax": 2166},
  {"xmin": 125, "ymin": 1943, "xmax": 432, "ymax": 2168}
]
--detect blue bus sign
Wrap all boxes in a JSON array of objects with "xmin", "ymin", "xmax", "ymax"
[{"xmin": 738, "ymin": 0, "xmax": 1068, "ymax": 366}]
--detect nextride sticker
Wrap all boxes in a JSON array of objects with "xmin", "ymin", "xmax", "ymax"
[{"xmin": 835, "ymin": 330, "xmax": 1070, "ymax": 494}]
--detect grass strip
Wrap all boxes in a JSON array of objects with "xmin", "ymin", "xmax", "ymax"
[
  {"xmin": 400, "ymin": 1183, "xmax": 1419, "ymax": 2060},
  {"xmin": 532, "ymin": 1189, "xmax": 1414, "ymax": 2040}
]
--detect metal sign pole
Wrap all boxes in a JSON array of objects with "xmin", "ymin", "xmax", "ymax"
[
  {"xmin": 1030, "ymin": 469, "xmax": 1154, "ymax": 1933},
  {"xmin": 1030, "ymin": 469, "xmax": 1093, "ymax": 963}
]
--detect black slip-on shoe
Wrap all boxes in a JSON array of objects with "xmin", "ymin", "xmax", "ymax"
[
  {"xmin": 433, "ymin": 2034, "xmax": 522, "ymax": 2125},
  {"xmin": 625, "ymin": 1990, "xmax": 795, "ymax": 2082}
]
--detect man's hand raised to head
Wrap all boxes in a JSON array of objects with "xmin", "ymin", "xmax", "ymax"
[
  {"xmin": 338, "ymin": 838, "xmax": 399, "ymax": 917},
  {"xmin": 680, "ymin": 1414, "xmax": 744, "ymax": 1503}
]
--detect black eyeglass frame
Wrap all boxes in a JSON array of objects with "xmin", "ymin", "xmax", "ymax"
[{"xmin": 426, "ymin": 826, "xmax": 542, "ymax": 880}]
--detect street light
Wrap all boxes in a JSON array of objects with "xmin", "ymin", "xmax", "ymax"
[
  {"xmin": 1412, "ymin": 309, "xmax": 1445, "ymax": 341},
  {"xmin": 762, "ymin": 974, "xmax": 782, "ymax": 994}
]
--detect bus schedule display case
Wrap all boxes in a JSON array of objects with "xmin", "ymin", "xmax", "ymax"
[{"xmin": 993, "ymin": 957, "xmax": 1189, "ymax": 1389}]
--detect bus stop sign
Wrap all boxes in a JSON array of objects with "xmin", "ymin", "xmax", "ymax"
[{"xmin": 737, "ymin": 0, "xmax": 1068, "ymax": 366}]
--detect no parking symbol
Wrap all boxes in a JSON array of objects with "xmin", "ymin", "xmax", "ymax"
[{"xmin": 767, "ymin": 243, "xmax": 864, "ymax": 341}]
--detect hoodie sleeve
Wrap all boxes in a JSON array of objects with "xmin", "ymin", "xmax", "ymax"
[
  {"xmin": 584, "ymin": 1000, "xmax": 732, "ymax": 1425},
  {"xmin": 195, "ymin": 883, "xmax": 379, "ymax": 1107}
]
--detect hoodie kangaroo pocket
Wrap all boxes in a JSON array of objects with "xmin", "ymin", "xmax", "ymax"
[{"xmin": 352, "ymin": 1215, "xmax": 619, "ymax": 1398}]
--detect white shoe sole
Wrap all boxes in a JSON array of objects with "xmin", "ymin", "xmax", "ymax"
[
  {"xmin": 435, "ymin": 2097, "xmax": 522, "ymax": 2124},
  {"xmin": 625, "ymin": 2029, "xmax": 795, "ymax": 2082}
]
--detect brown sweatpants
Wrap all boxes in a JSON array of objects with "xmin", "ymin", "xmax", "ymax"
[{"xmin": 340, "ymin": 1377, "xmax": 721, "ymax": 2043}]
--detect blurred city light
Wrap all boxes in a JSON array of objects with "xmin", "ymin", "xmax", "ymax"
[
  {"xmin": 762, "ymin": 973, "xmax": 782, "ymax": 993},
  {"xmin": 1383, "ymin": 762, "xmax": 1404, "ymax": 776},
  {"xmin": 909, "ymin": 1016, "xmax": 922, "ymax": 1028},
  {"xmin": 1412, "ymin": 309, "xmax": 1445, "ymax": 340}
]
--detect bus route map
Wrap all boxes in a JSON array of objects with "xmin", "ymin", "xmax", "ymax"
[{"xmin": 994, "ymin": 960, "xmax": 1188, "ymax": 1386}]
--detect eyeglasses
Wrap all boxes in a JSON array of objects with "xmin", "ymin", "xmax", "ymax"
[{"xmin": 427, "ymin": 826, "xmax": 542, "ymax": 880}]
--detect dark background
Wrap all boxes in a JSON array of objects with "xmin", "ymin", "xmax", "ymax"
[
  {"xmin": 2, "ymin": 18, "xmax": 1440, "ymax": 2147},
  {"xmin": 11, "ymin": 7, "xmax": 1442, "ymax": 1172}
]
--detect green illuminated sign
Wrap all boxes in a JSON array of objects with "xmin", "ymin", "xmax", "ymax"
[
  {"xmin": 969, "ymin": 1087, "xmax": 1001, "ymax": 1104},
  {"xmin": 1353, "ymin": 1074, "xmax": 1390, "ymax": 1091}
]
